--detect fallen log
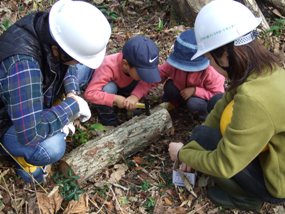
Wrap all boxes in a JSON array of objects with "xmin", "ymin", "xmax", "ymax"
[{"xmin": 59, "ymin": 106, "xmax": 174, "ymax": 183}]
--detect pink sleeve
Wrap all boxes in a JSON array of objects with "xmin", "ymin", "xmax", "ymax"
[
  {"xmin": 194, "ymin": 66, "xmax": 225, "ymax": 100},
  {"xmin": 84, "ymin": 65, "xmax": 116, "ymax": 107},
  {"xmin": 131, "ymin": 81, "xmax": 154, "ymax": 99},
  {"xmin": 159, "ymin": 62, "xmax": 173, "ymax": 82}
]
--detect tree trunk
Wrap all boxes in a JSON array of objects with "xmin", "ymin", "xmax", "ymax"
[
  {"xmin": 243, "ymin": 0, "xmax": 270, "ymax": 30},
  {"xmin": 263, "ymin": 0, "xmax": 285, "ymax": 16},
  {"xmin": 59, "ymin": 107, "xmax": 174, "ymax": 184},
  {"xmin": 170, "ymin": 0, "xmax": 269, "ymax": 30}
]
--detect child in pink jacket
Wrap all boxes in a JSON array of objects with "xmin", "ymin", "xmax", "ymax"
[
  {"xmin": 84, "ymin": 36, "xmax": 160, "ymax": 126},
  {"xmin": 160, "ymin": 29, "xmax": 225, "ymax": 120}
]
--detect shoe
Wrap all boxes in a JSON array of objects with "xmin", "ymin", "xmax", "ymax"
[
  {"xmin": 207, "ymin": 186, "xmax": 263, "ymax": 211},
  {"xmin": 16, "ymin": 166, "xmax": 47, "ymax": 183},
  {"xmin": 15, "ymin": 157, "xmax": 47, "ymax": 183}
]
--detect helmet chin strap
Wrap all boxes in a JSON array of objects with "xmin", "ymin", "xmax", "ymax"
[{"xmin": 234, "ymin": 30, "xmax": 258, "ymax": 46}]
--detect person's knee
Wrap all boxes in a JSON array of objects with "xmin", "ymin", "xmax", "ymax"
[
  {"xmin": 103, "ymin": 82, "xmax": 118, "ymax": 94},
  {"xmin": 187, "ymin": 97, "xmax": 207, "ymax": 112},
  {"xmin": 207, "ymin": 93, "xmax": 224, "ymax": 112},
  {"xmin": 27, "ymin": 133, "xmax": 66, "ymax": 165}
]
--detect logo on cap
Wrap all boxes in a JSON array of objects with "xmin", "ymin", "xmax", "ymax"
[{"xmin": 149, "ymin": 56, "xmax": 158, "ymax": 63}]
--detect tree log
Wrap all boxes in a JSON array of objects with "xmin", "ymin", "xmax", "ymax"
[{"xmin": 59, "ymin": 107, "xmax": 174, "ymax": 183}]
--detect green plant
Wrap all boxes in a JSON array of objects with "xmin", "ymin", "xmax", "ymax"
[
  {"xmin": 52, "ymin": 169, "xmax": 84, "ymax": 201},
  {"xmin": 73, "ymin": 129, "xmax": 89, "ymax": 145},
  {"xmin": 97, "ymin": 5, "xmax": 118, "ymax": 21},
  {"xmin": 140, "ymin": 180, "xmax": 151, "ymax": 191},
  {"xmin": 0, "ymin": 19, "xmax": 11, "ymax": 32},
  {"xmin": 267, "ymin": 18, "xmax": 285, "ymax": 36},
  {"xmin": 95, "ymin": 185, "xmax": 109, "ymax": 197},
  {"xmin": 119, "ymin": 196, "xmax": 129, "ymax": 205},
  {"xmin": 89, "ymin": 123, "xmax": 106, "ymax": 131},
  {"xmin": 143, "ymin": 197, "xmax": 155, "ymax": 211},
  {"xmin": 156, "ymin": 18, "xmax": 164, "ymax": 31}
]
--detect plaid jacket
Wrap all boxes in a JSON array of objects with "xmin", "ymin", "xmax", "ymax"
[{"xmin": 0, "ymin": 55, "xmax": 79, "ymax": 146}]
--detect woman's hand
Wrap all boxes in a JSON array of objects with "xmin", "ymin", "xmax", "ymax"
[
  {"xmin": 168, "ymin": 142, "xmax": 184, "ymax": 161},
  {"xmin": 179, "ymin": 162, "xmax": 192, "ymax": 172}
]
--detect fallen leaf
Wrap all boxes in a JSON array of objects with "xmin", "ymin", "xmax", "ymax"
[
  {"xmin": 37, "ymin": 186, "xmax": 63, "ymax": 214},
  {"xmin": 63, "ymin": 193, "xmax": 89, "ymax": 214},
  {"xmin": 133, "ymin": 156, "xmax": 144, "ymax": 165},
  {"xmin": 163, "ymin": 197, "xmax": 173, "ymax": 206},
  {"xmin": 273, "ymin": 205, "xmax": 285, "ymax": 214},
  {"xmin": 108, "ymin": 164, "xmax": 128, "ymax": 184}
]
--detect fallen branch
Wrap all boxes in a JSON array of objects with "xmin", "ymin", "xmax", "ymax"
[{"xmin": 59, "ymin": 107, "xmax": 174, "ymax": 184}]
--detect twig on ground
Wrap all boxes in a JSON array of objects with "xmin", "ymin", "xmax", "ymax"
[
  {"xmin": 112, "ymin": 183, "xmax": 129, "ymax": 191},
  {"xmin": 109, "ymin": 185, "xmax": 123, "ymax": 213},
  {"xmin": 94, "ymin": 188, "xmax": 111, "ymax": 214},
  {"xmin": 187, "ymin": 202, "xmax": 209, "ymax": 214}
]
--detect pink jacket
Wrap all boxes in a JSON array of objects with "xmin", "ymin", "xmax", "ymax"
[
  {"xmin": 159, "ymin": 62, "xmax": 225, "ymax": 100},
  {"xmin": 84, "ymin": 53, "xmax": 152, "ymax": 107}
]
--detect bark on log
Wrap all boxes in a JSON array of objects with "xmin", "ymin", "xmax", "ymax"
[
  {"xmin": 59, "ymin": 107, "xmax": 174, "ymax": 183},
  {"xmin": 263, "ymin": 0, "xmax": 285, "ymax": 16},
  {"xmin": 170, "ymin": 0, "xmax": 269, "ymax": 30},
  {"xmin": 243, "ymin": 0, "xmax": 270, "ymax": 30}
]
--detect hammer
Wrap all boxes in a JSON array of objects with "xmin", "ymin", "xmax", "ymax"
[{"xmin": 135, "ymin": 100, "xmax": 150, "ymax": 116}]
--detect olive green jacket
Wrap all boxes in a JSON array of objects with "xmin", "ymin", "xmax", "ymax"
[{"xmin": 179, "ymin": 67, "xmax": 285, "ymax": 198}]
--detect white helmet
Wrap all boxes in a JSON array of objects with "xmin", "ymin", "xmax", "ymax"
[
  {"xmin": 49, "ymin": 0, "xmax": 111, "ymax": 69},
  {"xmin": 192, "ymin": 0, "xmax": 261, "ymax": 60}
]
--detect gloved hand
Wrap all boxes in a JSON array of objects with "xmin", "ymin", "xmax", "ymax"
[
  {"xmin": 67, "ymin": 94, "xmax": 91, "ymax": 122},
  {"xmin": 188, "ymin": 125, "xmax": 222, "ymax": 151},
  {"xmin": 62, "ymin": 122, "xmax": 76, "ymax": 137}
]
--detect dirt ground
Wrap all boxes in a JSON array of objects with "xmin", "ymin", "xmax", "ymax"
[{"xmin": 0, "ymin": 0, "xmax": 285, "ymax": 213}]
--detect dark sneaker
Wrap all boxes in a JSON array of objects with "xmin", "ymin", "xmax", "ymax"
[{"xmin": 207, "ymin": 187, "xmax": 263, "ymax": 211}]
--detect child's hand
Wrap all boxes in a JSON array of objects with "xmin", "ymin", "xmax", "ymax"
[
  {"xmin": 168, "ymin": 142, "xmax": 184, "ymax": 161},
  {"xmin": 114, "ymin": 95, "xmax": 126, "ymax": 108},
  {"xmin": 180, "ymin": 87, "xmax": 195, "ymax": 100},
  {"xmin": 124, "ymin": 95, "xmax": 139, "ymax": 110}
]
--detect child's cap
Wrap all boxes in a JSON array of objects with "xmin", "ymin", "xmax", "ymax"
[
  {"xmin": 122, "ymin": 36, "xmax": 161, "ymax": 83},
  {"xmin": 167, "ymin": 29, "xmax": 210, "ymax": 72}
]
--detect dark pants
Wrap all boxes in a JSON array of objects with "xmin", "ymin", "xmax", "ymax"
[
  {"xmin": 163, "ymin": 80, "xmax": 220, "ymax": 120},
  {"xmin": 207, "ymin": 93, "xmax": 224, "ymax": 113},
  {"xmin": 203, "ymin": 132, "xmax": 285, "ymax": 203},
  {"xmin": 163, "ymin": 79, "xmax": 212, "ymax": 120},
  {"xmin": 95, "ymin": 80, "xmax": 138, "ymax": 126}
]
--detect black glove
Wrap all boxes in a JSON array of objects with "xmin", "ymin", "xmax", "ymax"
[{"xmin": 187, "ymin": 125, "xmax": 222, "ymax": 151}]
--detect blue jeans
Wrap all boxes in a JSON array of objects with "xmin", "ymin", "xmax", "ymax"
[
  {"xmin": 0, "ymin": 126, "xmax": 66, "ymax": 166},
  {"xmin": 95, "ymin": 81, "xmax": 138, "ymax": 126},
  {"xmin": 163, "ymin": 79, "xmax": 208, "ymax": 120},
  {"xmin": 0, "ymin": 64, "xmax": 92, "ymax": 166}
]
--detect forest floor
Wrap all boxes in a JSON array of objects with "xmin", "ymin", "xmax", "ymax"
[{"xmin": 0, "ymin": 0, "xmax": 285, "ymax": 213}]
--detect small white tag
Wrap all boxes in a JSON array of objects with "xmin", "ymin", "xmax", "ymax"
[{"xmin": 172, "ymin": 170, "xmax": 196, "ymax": 187}]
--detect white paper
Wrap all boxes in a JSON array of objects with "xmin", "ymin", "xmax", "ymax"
[{"xmin": 172, "ymin": 170, "xmax": 196, "ymax": 187}]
